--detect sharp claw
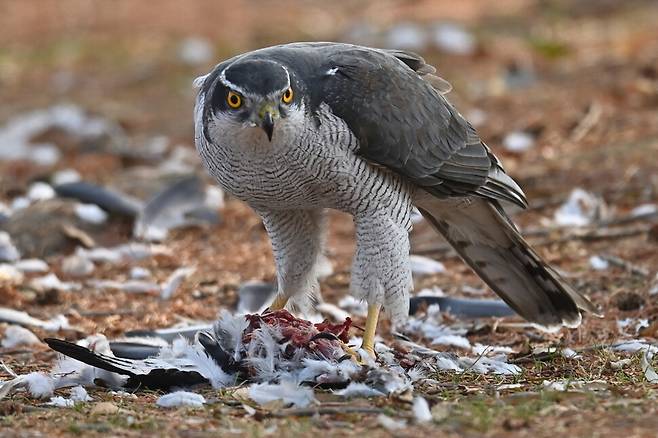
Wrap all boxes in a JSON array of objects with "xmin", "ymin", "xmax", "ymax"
[{"xmin": 339, "ymin": 341, "xmax": 374, "ymax": 366}]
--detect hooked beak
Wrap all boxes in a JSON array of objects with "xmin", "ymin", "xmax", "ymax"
[
  {"xmin": 258, "ymin": 103, "xmax": 279, "ymax": 142},
  {"xmin": 262, "ymin": 112, "xmax": 274, "ymax": 142}
]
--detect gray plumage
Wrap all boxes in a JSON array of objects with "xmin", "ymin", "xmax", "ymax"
[{"xmin": 194, "ymin": 42, "xmax": 597, "ymax": 328}]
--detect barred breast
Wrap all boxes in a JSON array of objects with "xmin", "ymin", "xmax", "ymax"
[{"xmin": 196, "ymin": 102, "xmax": 414, "ymax": 228}]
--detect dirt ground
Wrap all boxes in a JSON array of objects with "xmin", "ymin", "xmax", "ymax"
[{"xmin": 1, "ymin": 0, "xmax": 658, "ymax": 437}]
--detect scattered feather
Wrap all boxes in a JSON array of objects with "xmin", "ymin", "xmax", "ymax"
[
  {"xmin": 130, "ymin": 266, "xmax": 152, "ymax": 280},
  {"xmin": 377, "ymin": 414, "xmax": 407, "ymax": 430},
  {"xmin": 178, "ymin": 37, "xmax": 213, "ymax": 66},
  {"xmin": 27, "ymin": 182, "xmax": 56, "ymax": 201},
  {"xmin": 29, "ymin": 273, "xmax": 81, "ymax": 292},
  {"xmin": 409, "ymin": 255, "xmax": 446, "ymax": 275},
  {"xmin": 52, "ymin": 169, "xmax": 81, "ymax": 185},
  {"xmin": 640, "ymin": 351, "xmax": 658, "ymax": 383},
  {"xmin": 61, "ymin": 254, "xmax": 95, "ymax": 277},
  {"xmin": 0, "ymin": 104, "xmax": 121, "ymax": 165},
  {"xmin": 554, "ymin": 188, "xmax": 607, "ymax": 226},
  {"xmin": 25, "ymin": 372, "xmax": 55, "ymax": 398},
  {"xmin": 503, "ymin": 131, "xmax": 535, "ymax": 152},
  {"xmin": 0, "ymin": 232, "xmax": 20, "ymax": 262},
  {"xmin": 298, "ymin": 359, "xmax": 360, "ymax": 386},
  {"xmin": 54, "ymin": 181, "xmax": 141, "ymax": 217},
  {"xmin": 70, "ymin": 385, "xmax": 92, "ymax": 402},
  {"xmin": 432, "ymin": 22, "xmax": 476, "ymax": 55},
  {"xmin": 412, "ymin": 396, "xmax": 432, "ymax": 423},
  {"xmin": 1, "ymin": 325, "xmax": 41, "ymax": 348},
  {"xmin": 338, "ymin": 295, "xmax": 368, "ymax": 317},
  {"xmin": 617, "ymin": 318, "xmax": 649, "ymax": 336},
  {"xmin": 135, "ymin": 176, "xmax": 216, "ymax": 242},
  {"xmin": 13, "ymin": 258, "xmax": 49, "ymax": 273},
  {"xmin": 432, "ymin": 23, "xmax": 476, "ymax": 55},
  {"xmin": 248, "ymin": 380, "xmax": 315, "ymax": 408},
  {"xmin": 610, "ymin": 358, "xmax": 631, "ymax": 370},
  {"xmin": 316, "ymin": 302, "xmax": 351, "ymax": 322},
  {"xmin": 89, "ymin": 279, "xmax": 160, "ymax": 294},
  {"xmin": 335, "ymin": 382, "xmax": 385, "ymax": 398},
  {"xmin": 613, "ymin": 340, "xmax": 658, "ymax": 354},
  {"xmin": 160, "ymin": 266, "xmax": 196, "ymax": 299},
  {"xmin": 630, "ymin": 203, "xmax": 657, "ymax": 217},
  {"xmin": 404, "ymin": 307, "xmax": 471, "ymax": 349},
  {"xmin": 157, "ymin": 391, "xmax": 206, "ymax": 408},
  {"xmin": 0, "ymin": 307, "xmax": 71, "ymax": 331},
  {"xmin": 0, "ymin": 264, "xmax": 24, "ymax": 283},
  {"xmin": 589, "ymin": 255, "xmax": 609, "ymax": 270},
  {"xmin": 561, "ymin": 348, "xmax": 581, "ymax": 359},
  {"xmin": 385, "ymin": 23, "xmax": 427, "ymax": 51},
  {"xmin": 74, "ymin": 203, "xmax": 108, "ymax": 224},
  {"xmin": 76, "ymin": 243, "xmax": 169, "ymax": 264},
  {"xmin": 48, "ymin": 396, "xmax": 75, "ymax": 407}
]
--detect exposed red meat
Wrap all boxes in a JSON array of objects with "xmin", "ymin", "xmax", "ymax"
[{"xmin": 243, "ymin": 310, "xmax": 352, "ymax": 359}]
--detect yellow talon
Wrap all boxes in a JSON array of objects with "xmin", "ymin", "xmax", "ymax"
[{"xmin": 361, "ymin": 304, "xmax": 381, "ymax": 358}]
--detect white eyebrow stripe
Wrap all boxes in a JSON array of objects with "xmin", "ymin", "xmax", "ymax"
[
  {"xmin": 219, "ymin": 65, "xmax": 249, "ymax": 96},
  {"xmin": 281, "ymin": 65, "xmax": 291, "ymax": 89},
  {"xmin": 219, "ymin": 62, "xmax": 291, "ymax": 99}
]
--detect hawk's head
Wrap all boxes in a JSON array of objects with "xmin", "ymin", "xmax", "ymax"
[{"xmin": 203, "ymin": 57, "xmax": 304, "ymax": 143}]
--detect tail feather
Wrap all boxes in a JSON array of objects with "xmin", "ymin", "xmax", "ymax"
[{"xmin": 415, "ymin": 195, "xmax": 599, "ymax": 330}]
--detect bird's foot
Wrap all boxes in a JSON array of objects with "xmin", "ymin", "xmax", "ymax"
[{"xmin": 340, "ymin": 341, "xmax": 375, "ymax": 366}]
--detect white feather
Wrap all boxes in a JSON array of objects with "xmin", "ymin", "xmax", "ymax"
[
  {"xmin": 158, "ymin": 338, "xmax": 234, "ymax": 388},
  {"xmin": 248, "ymin": 380, "xmax": 315, "ymax": 408},
  {"xmin": 335, "ymin": 382, "xmax": 385, "ymax": 398},
  {"xmin": 157, "ymin": 391, "xmax": 206, "ymax": 408},
  {"xmin": 213, "ymin": 310, "xmax": 249, "ymax": 361},
  {"xmin": 245, "ymin": 325, "xmax": 287, "ymax": 381},
  {"xmin": 297, "ymin": 358, "xmax": 360, "ymax": 384},
  {"xmin": 69, "ymin": 385, "xmax": 92, "ymax": 402},
  {"xmin": 25, "ymin": 372, "xmax": 55, "ymax": 399},
  {"xmin": 1, "ymin": 325, "xmax": 41, "ymax": 348},
  {"xmin": 47, "ymin": 396, "xmax": 75, "ymax": 407},
  {"xmin": 412, "ymin": 396, "xmax": 432, "ymax": 423}
]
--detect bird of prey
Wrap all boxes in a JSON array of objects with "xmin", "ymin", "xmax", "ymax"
[{"xmin": 194, "ymin": 42, "xmax": 597, "ymax": 357}]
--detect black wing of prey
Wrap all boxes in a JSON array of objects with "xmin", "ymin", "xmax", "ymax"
[{"xmin": 200, "ymin": 42, "xmax": 527, "ymax": 209}]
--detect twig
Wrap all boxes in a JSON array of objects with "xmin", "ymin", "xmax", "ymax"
[
  {"xmin": 269, "ymin": 406, "xmax": 385, "ymax": 417},
  {"xmin": 599, "ymin": 254, "xmax": 650, "ymax": 277},
  {"xmin": 531, "ymin": 224, "xmax": 651, "ymax": 247},
  {"xmin": 414, "ymin": 224, "xmax": 651, "ymax": 257},
  {"xmin": 0, "ymin": 360, "xmax": 18, "ymax": 378},
  {"xmin": 570, "ymin": 101, "xmax": 602, "ymax": 143},
  {"xmin": 77, "ymin": 309, "xmax": 135, "ymax": 317},
  {"xmin": 0, "ymin": 349, "xmax": 35, "ymax": 356}
]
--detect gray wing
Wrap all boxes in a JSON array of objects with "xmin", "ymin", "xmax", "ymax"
[{"xmin": 319, "ymin": 46, "xmax": 527, "ymax": 208}]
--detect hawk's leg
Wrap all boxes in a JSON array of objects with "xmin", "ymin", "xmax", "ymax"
[
  {"xmin": 259, "ymin": 208, "xmax": 326, "ymax": 315},
  {"xmin": 361, "ymin": 304, "xmax": 381, "ymax": 357},
  {"xmin": 352, "ymin": 213, "xmax": 412, "ymax": 357},
  {"xmin": 268, "ymin": 294, "xmax": 289, "ymax": 311}
]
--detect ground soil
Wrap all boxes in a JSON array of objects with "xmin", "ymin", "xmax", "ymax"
[{"xmin": 1, "ymin": 1, "xmax": 658, "ymax": 436}]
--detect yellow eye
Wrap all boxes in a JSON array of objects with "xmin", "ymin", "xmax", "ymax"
[
  {"xmin": 226, "ymin": 91, "xmax": 242, "ymax": 109},
  {"xmin": 282, "ymin": 87, "xmax": 293, "ymax": 104}
]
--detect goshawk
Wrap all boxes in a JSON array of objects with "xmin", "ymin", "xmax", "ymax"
[{"xmin": 194, "ymin": 42, "xmax": 597, "ymax": 356}]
